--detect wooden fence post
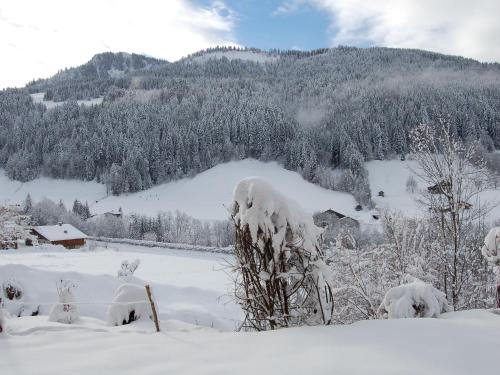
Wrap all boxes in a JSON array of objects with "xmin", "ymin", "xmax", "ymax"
[{"xmin": 145, "ymin": 285, "xmax": 160, "ymax": 332}]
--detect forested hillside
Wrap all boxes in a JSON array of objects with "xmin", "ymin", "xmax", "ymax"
[{"xmin": 1, "ymin": 46, "xmax": 499, "ymax": 200}]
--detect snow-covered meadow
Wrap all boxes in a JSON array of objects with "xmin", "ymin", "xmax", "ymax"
[
  {"xmin": 3, "ymin": 158, "xmax": 499, "ymax": 223},
  {"xmin": 0, "ymin": 159, "xmax": 377, "ymax": 222},
  {"xmin": 1, "ymin": 242, "xmax": 500, "ymax": 375},
  {"xmin": 0, "ymin": 242, "xmax": 240, "ymax": 329}
]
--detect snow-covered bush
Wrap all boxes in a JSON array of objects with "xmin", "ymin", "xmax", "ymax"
[
  {"xmin": 2, "ymin": 279, "xmax": 22, "ymax": 301},
  {"xmin": 107, "ymin": 284, "xmax": 151, "ymax": 326},
  {"xmin": 0, "ymin": 304, "xmax": 6, "ymax": 336},
  {"xmin": 1, "ymin": 278, "xmax": 39, "ymax": 317},
  {"xmin": 378, "ymin": 278, "xmax": 452, "ymax": 319},
  {"xmin": 48, "ymin": 280, "xmax": 79, "ymax": 324},
  {"xmin": 117, "ymin": 259, "xmax": 140, "ymax": 281},
  {"xmin": 481, "ymin": 227, "xmax": 500, "ymax": 307},
  {"xmin": 231, "ymin": 177, "xmax": 333, "ymax": 330}
]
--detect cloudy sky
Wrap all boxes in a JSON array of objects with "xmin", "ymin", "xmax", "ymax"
[{"xmin": 1, "ymin": 0, "xmax": 499, "ymax": 88}]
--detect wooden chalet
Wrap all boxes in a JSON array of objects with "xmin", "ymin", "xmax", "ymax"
[
  {"xmin": 31, "ymin": 223, "xmax": 88, "ymax": 249},
  {"xmin": 314, "ymin": 209, "xmax": 359, "ymax": 228}
]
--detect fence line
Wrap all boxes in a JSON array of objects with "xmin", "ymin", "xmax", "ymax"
[
  {"xmin": 89, "ymin": 236, "xmax": 234, "ymax": 255},
  {"xmin": 2, "ymin": 300, "xmax": 152, "ymax": 307}
]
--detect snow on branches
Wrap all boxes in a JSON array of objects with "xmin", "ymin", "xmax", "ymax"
[
  {"xmin": 0, "ymin": 302, "xmax": 6, "ymax": 336},
  {"xmin": 482, "ymin": 227, "xmax": 500, "ymax": 265},
  {"xmin": 231, "ymin": 177, "xmax": 333, "ymax": 330},
  {"xmin": 117, "ymin": 259, "xmax": 140, "ymax": 282},
  {"xmin": 482, "ymin": 227, "xmax": 500, "ymax": 307},
  {"xmin": 48, "ymin": 279, "xmax": 79, "ymax": 324}
]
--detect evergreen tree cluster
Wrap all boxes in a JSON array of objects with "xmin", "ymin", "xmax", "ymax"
[{"xmin": 1, "ymin": 46, "xmax": 499, "ymax": 198}]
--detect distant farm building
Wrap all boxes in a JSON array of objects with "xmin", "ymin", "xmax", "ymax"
[
  {"xmin": 314, "ymin": 209, "xmax": 360, "ymax": 242},
  {"xmin": 104, "ymin": 209, "xmax": 123, "ymax": 219},
  {"xmin": 31, "ymin": 223, "xmax": 88, "ymax": 249}
]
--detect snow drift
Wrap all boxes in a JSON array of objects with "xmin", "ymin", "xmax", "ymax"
[
  {"xmin": 379, "ymin": 278, "xmax": 452, "ymax": 319},
  {"xmin": 107, "ymin": 283, "xmax": 151, "ymax": 326}
]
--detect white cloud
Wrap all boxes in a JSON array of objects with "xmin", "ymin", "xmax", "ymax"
[
  {"xmin": 281, "ymin": 0, "xmax": 500, "ymax": 63},
  {"xmin": 0, "ymin": 0, "xmax": 237, "ymax": 88},
  {"xmin": 273, "ymin": 0, "xmax": 307, "ymax": 16}
]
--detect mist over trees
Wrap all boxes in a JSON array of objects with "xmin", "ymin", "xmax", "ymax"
[{"xmin": 1, "ymin": 46, "xmax": 499, "ymax": 200}]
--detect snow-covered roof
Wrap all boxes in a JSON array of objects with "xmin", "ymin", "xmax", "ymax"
[{"xmin": 32, "ymin": 224, "xmax": 87, "ymax": 241}]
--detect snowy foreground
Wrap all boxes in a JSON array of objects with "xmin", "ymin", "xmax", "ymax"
[{"xmin": 1, "ymin": 243, "xmax": 500, "ymax": 374}]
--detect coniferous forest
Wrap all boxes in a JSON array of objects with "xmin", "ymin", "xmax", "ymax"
[{"xmin": 1, "ymin": 47, "xmax": 499, "ymax": 200}]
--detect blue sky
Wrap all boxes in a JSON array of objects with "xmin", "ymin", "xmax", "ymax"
[
  {"xmin": 196, "ymin": 0, "xmax": 332, "ymax": 51},
  {"xmin": 1, "ymin": 0, "xmax": 499, "ymax": 89}
]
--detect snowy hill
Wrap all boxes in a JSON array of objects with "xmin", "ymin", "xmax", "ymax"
[
  {"xmin": 366, "ymin": 159, "xmax": 500, "ymax": 221},
  {"xmin": 0, "ymin": 170, "xmax": 106, "ymax": 209},
  {"xmin": 0, "ymin": 159, "xmax": 373, "ymax": 222},
  {"xmin": 2, "ymin": 158, "xmax": 499, "ymax": 223},
  {"xmin": 90, "ymin": 159, "xmax": 375, "ymax": 221}
]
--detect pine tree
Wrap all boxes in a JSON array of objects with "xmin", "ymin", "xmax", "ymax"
[{"xmin": 23, "ymin": 194, "xmax": 33, "ymax": 214}]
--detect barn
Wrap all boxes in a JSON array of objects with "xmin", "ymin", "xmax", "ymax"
[
  {"xmin": 31, "ymin": 223, "xmax": 88, "ymax": 249},
  {"xmin": 313, "ymin": 209, "xmax": 360, "ymax": 242}
]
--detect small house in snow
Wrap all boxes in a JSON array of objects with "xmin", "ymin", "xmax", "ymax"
[
  {"xmin": 104, "ymin": 209, "xmax": 123, "ymax": 219},
  {"xmin": 31, "ymin": 223, "xmax": 87, "ymax": 249},
  {"xmin": 314, "ymin": 209, "xmax": 360, "ymax": 242},
  {"xmin": 314, "ymin": 209, "xmax": 360, "ymax": 228}
]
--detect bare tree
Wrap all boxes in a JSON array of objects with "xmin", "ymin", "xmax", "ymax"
[{"xmin": 410, "ymin": 120, "xmax": 494, "ymax": 308}]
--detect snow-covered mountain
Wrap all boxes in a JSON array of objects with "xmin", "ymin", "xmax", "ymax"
[{"xmin": 48, "ymin": 52, "xmax": 165, "ymax": 82}]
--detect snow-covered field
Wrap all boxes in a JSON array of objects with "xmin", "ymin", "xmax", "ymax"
[
  {"xmin": 1, "ymin": 158, "xmax": 499, "ymax": 222},
  {"xmin": 0, "ymin": 159, "xmax": 375, "ymax": 222},
  {"xmin": 1, "ymin": 242, "xmax": 500, "ymax": 374},
  {"xmin": 0, "ymin": 169, "xmax": 107, "ymax": 209},
  {"xmin": 30, "ymin": 92, "xmax": 104, "ymax": 109},
  {"xmin": 0, "ymin": 243, "xmax": 240, "ymax": 329},
  {"xmin": 366, "ymin": 159, "xmax": 500, "ymax": 221},
  {"xmin": 189, "ymin": 50, "xmax": 279, "ymax": 64}
]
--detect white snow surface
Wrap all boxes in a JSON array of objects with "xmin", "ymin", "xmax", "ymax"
[
  {"xmin": 0, "ymin": 169, "xmax": 106, "ymax": 208},
  {"xmin": 366, "ymin": 159, "xmax": 500, "ymax": 221},
  {"xmin": 0, "ymin": 159, "xmax": 374, "ymax": 222},
  {"xmin": 190, "ymin": 50, "xmax": 279, "ymax": 64},
  {"xmin": 232, "ymin": 177, "xmax": 322, "ymax": 255},
  {"xmin": 0, "ymin": 243, "xmax": 240, "ymax": 329},
  {"xmin": 1, "ymin": 158, "xmax": 498, "ymax": 222},
  {"xmin": 379, "ymin": 279, "xmax": 453, "ymax": 319},
  {"xmin": 1, "ymin": 242, "xmax": 500, "ymax": 373},
  {"xmin": 33, "ymin": 223, "xmax": 88, "ymax": 241},
  {"xmin": 1, "ymin": 308, "xmax": 499, "ymax": 374},
  {"xmin": 30, "ymin": 92, "xmax": 103, "ymax": 109}
]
